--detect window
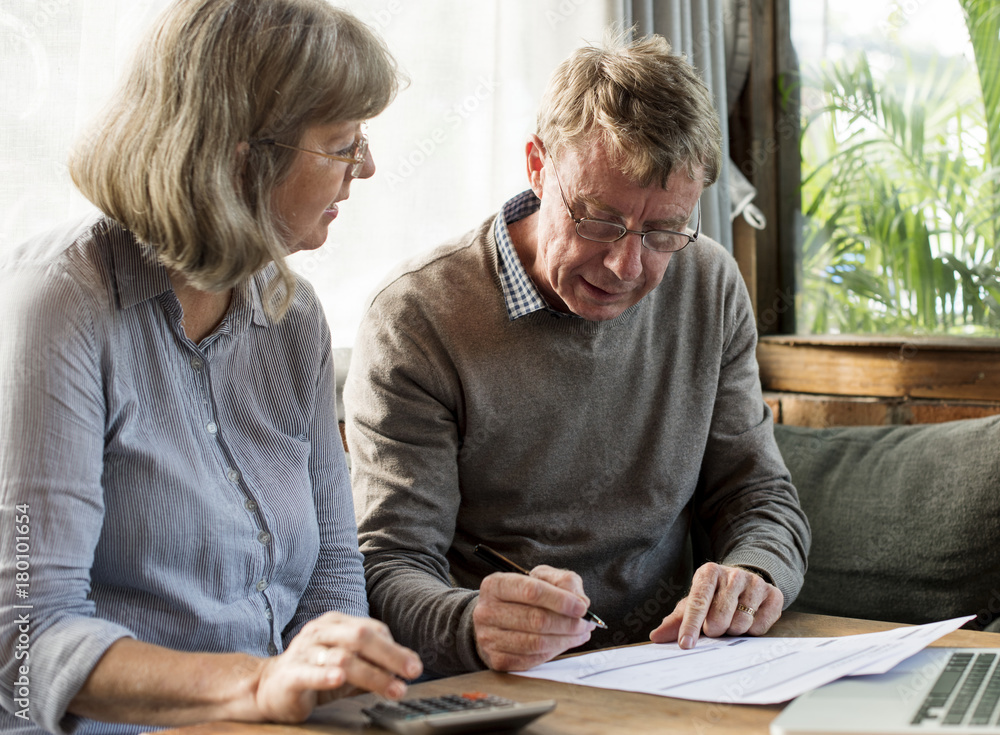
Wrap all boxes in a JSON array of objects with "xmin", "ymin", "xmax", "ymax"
[
  {"xmin": 743, "ymin": 0, "xmax": 1000, "ymax": 420},
  {"xmin": 0, "ymin": 0, "xmax": 612, "ymax": 346},
  {"xmin": 789, "ymin": 0, "xmax": 1000, "ymax": 336}
]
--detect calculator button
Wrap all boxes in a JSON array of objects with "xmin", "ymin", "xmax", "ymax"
[{"xmin": 362, "ymin": 693, "xmax": 555, "ymax": 735}]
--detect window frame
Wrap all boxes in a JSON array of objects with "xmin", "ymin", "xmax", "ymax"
[
  {"xmin": 734, "ymin": 0, "xmax": 1000, "ymax": 416},
  {"xmin": 730, "ymin": 0, "xmax": 799, "ymax": 337}
]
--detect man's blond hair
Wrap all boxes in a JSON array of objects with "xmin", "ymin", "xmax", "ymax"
[{"xmin": 537, "ymin": 32, "xmax": 722, "ymax": 187}]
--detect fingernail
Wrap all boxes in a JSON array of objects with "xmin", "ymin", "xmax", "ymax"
[
  {"xmin": 388, "ymin": 681, "xmax": 406, "ymax": 699},
  {"xmin": 680, "ymin": 635, "xmax": 696, "ymax": 649}
]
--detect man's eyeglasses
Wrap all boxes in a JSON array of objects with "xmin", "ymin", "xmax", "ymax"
[
  {"xmin": 548, "ymin": 156, "xmax": 700, "ymax": 253},
  {"xmin": 253, "ymin": 123, "xmax": 369, "ymax": 178}
]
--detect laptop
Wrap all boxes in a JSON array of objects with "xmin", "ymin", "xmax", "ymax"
[{"xmin": 771, "ymin": 648, "xmax": 1000, "ymax": 734}]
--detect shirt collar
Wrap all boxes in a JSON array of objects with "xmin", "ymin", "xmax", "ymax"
[
  {"xmin": 246, "ymin": 266, "xmax": 274, "ymax": 328},
  {"xmin": 104, "ymin": 219, "xmax": 173, "ymax": 310},
  {"xmin": 494, "ymin": 190, "xmax": 574, "ymax": 321},
  {"xmin": 103, "ymin": 217, "xmax": 269, "ymax": 329}
]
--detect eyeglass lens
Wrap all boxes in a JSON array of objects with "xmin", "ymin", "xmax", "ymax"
[
  {"xmin": 350, "ymin": 129, "xmax": 369, "ymax": 177},
  {"xmin": 575, "ymin": 220, "xmax": 691, "ymax": 252}
]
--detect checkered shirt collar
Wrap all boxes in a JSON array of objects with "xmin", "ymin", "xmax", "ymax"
[{"xmin": 494, "ymin": 190, "xmax": 573, "ymax": 321}]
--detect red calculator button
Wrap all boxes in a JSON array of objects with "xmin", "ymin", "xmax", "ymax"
[{"xmin": 461, "ymin": 692, "xmax": 489, "ymax": 700}]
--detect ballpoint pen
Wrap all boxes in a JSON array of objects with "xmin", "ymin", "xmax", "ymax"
[{"xmin": 473, "ymin": 543, "xmax": 608, "ymax": 629}]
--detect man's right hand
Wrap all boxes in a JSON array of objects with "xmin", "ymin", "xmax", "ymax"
[{"xmin": 472, "ymin": 565, "xmax": 596, "ymax": 671}]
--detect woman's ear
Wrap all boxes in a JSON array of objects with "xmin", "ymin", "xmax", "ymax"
[{"xmin": 525, "ymin": 134, "xmax": 546, "ymax": 199}]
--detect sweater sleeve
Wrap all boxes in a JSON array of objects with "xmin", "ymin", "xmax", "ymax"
[
  {"xmin": 345, "ymin": 290, "xmax": 484, "ymax": 676},
  {"xmin": 694, "ymin": 262, "xmax": 811, "ymax": 605}
]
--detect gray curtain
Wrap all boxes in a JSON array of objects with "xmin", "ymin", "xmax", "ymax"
[{"xmin": 620, "ymin": 0, "xmax": 734, "ymax": 252}]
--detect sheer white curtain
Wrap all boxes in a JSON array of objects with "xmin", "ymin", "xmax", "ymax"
[
  {"xmin": 1, "ymin": 2, "xmax": 172, "ymax": 250},
  {"xmin": 300, "ymin": 1, "xmax": 614, "ymax": 344},
  {"xmin": 0, "ymin": 1, "xmax": 613, "ymax": 346}
]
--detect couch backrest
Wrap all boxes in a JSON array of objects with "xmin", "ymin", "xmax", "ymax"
[{"xmin": 775, "ymin": 416, "xmax": 1000, "ymax": 630}]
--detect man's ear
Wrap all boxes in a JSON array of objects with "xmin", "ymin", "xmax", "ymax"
[{"xmin": 525, "ymin": 134, "xmax": 546, "ymax": 199}]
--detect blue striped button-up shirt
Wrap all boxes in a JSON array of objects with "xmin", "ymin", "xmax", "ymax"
[{"xmin": 0, "ymin": 216, "xmax": 366, "ymax": 734}]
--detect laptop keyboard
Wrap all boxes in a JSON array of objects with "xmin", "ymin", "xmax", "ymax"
[{"xmin": 913, "ymin": 653, "xmax": 1000, "ymax": 726}]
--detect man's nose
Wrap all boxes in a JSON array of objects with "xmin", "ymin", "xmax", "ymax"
[{"xmin": 604, "ymin": 233, "xmax": 644, "ymax": 282}]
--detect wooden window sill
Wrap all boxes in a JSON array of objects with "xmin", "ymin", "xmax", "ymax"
[
  {"xmin": 758, "ymin": 335, "xmax": 1000, "ymax": 426},
  {"xmin": 757, "ymin": 335, "xmax": 1000, "ymax": 401}
]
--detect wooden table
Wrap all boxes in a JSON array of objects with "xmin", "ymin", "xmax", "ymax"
[{"xmin": 162, "ymin": 613, "xmax": 1000, "ymax": 735}]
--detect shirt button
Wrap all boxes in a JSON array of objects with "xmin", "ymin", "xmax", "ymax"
[
  {"xmin": 206, "ymin": 422, "xmax": 218, "ymax": 435},
  {"xmin": 244, "ymin": 498, "xmax": 257, "ymax": 512},
  {"xmin": 265, "ymin": 608, "xmax": 274, "ymax": 622},
  {"xmin": 267, "ymin": 642, "xmax": 278, "ymax": 656},
  {"xmin": 228, "ymin": 469, "xmax": 241, "ymax": 483},
  {"xmin": 190, "ymin": 357, "xmax": 204, "ymax": 371},
  {"xmin": 257, "ymin": 531, "xmax": 271, "ymax": 546},
  {"xmin": 256, "ymin": 579, "xmax": 268, "ymax": 592}
]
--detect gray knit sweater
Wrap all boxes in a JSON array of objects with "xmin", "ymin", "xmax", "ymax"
[{"xmin": 345, "ymin": 213, "xmax": 810, "ymax": 676}]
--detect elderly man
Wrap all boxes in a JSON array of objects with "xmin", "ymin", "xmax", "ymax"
[{"xmin": 344, "ymin": 33, "xmax": 810, "ymax": 676}]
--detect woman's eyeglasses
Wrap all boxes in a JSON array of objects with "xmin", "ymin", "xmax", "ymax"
[{"xmin": 253, "ymin": 124, "xmax": 368, "ymax": 178}]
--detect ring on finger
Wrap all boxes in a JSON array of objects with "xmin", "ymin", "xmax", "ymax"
[
  {"xmin": 315, "ymin": 648, "xmax": 328, "ymax": 666},
  {"xmin": 736, "ymin": 603, "xmax": 756, "ymax": 618}
]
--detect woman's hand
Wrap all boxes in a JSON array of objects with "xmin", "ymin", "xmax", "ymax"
[{"xmin": 255, "ymin": 612, "xmax": 423, "ymax": 722}]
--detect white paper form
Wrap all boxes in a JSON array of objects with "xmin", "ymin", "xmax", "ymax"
[{"xmin": 512, "ymin": 615, "xmax": 973, "ymax": 705}]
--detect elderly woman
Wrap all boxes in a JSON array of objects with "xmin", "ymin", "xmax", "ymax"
[{"xmin": 0, "ymin": 0, "xmax": 421, "ymax": 732}]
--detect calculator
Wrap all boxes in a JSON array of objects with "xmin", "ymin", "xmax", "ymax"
[{"xmin": 362, "ymin": 692, "xmax": 556, "ymax": 734}]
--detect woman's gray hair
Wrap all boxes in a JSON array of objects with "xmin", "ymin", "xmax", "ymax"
[
  {"xmin": 537, "ymin": 31, "xmax": 722, "ymax": 188},
  {"xmin": 70, "ymin": 0, "xmax": 401, "ymax": 317}
]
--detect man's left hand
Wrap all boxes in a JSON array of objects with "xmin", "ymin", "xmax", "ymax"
[{"xmin": 649, "ymin": 563, "xmax": 783, "ymax": 648}]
